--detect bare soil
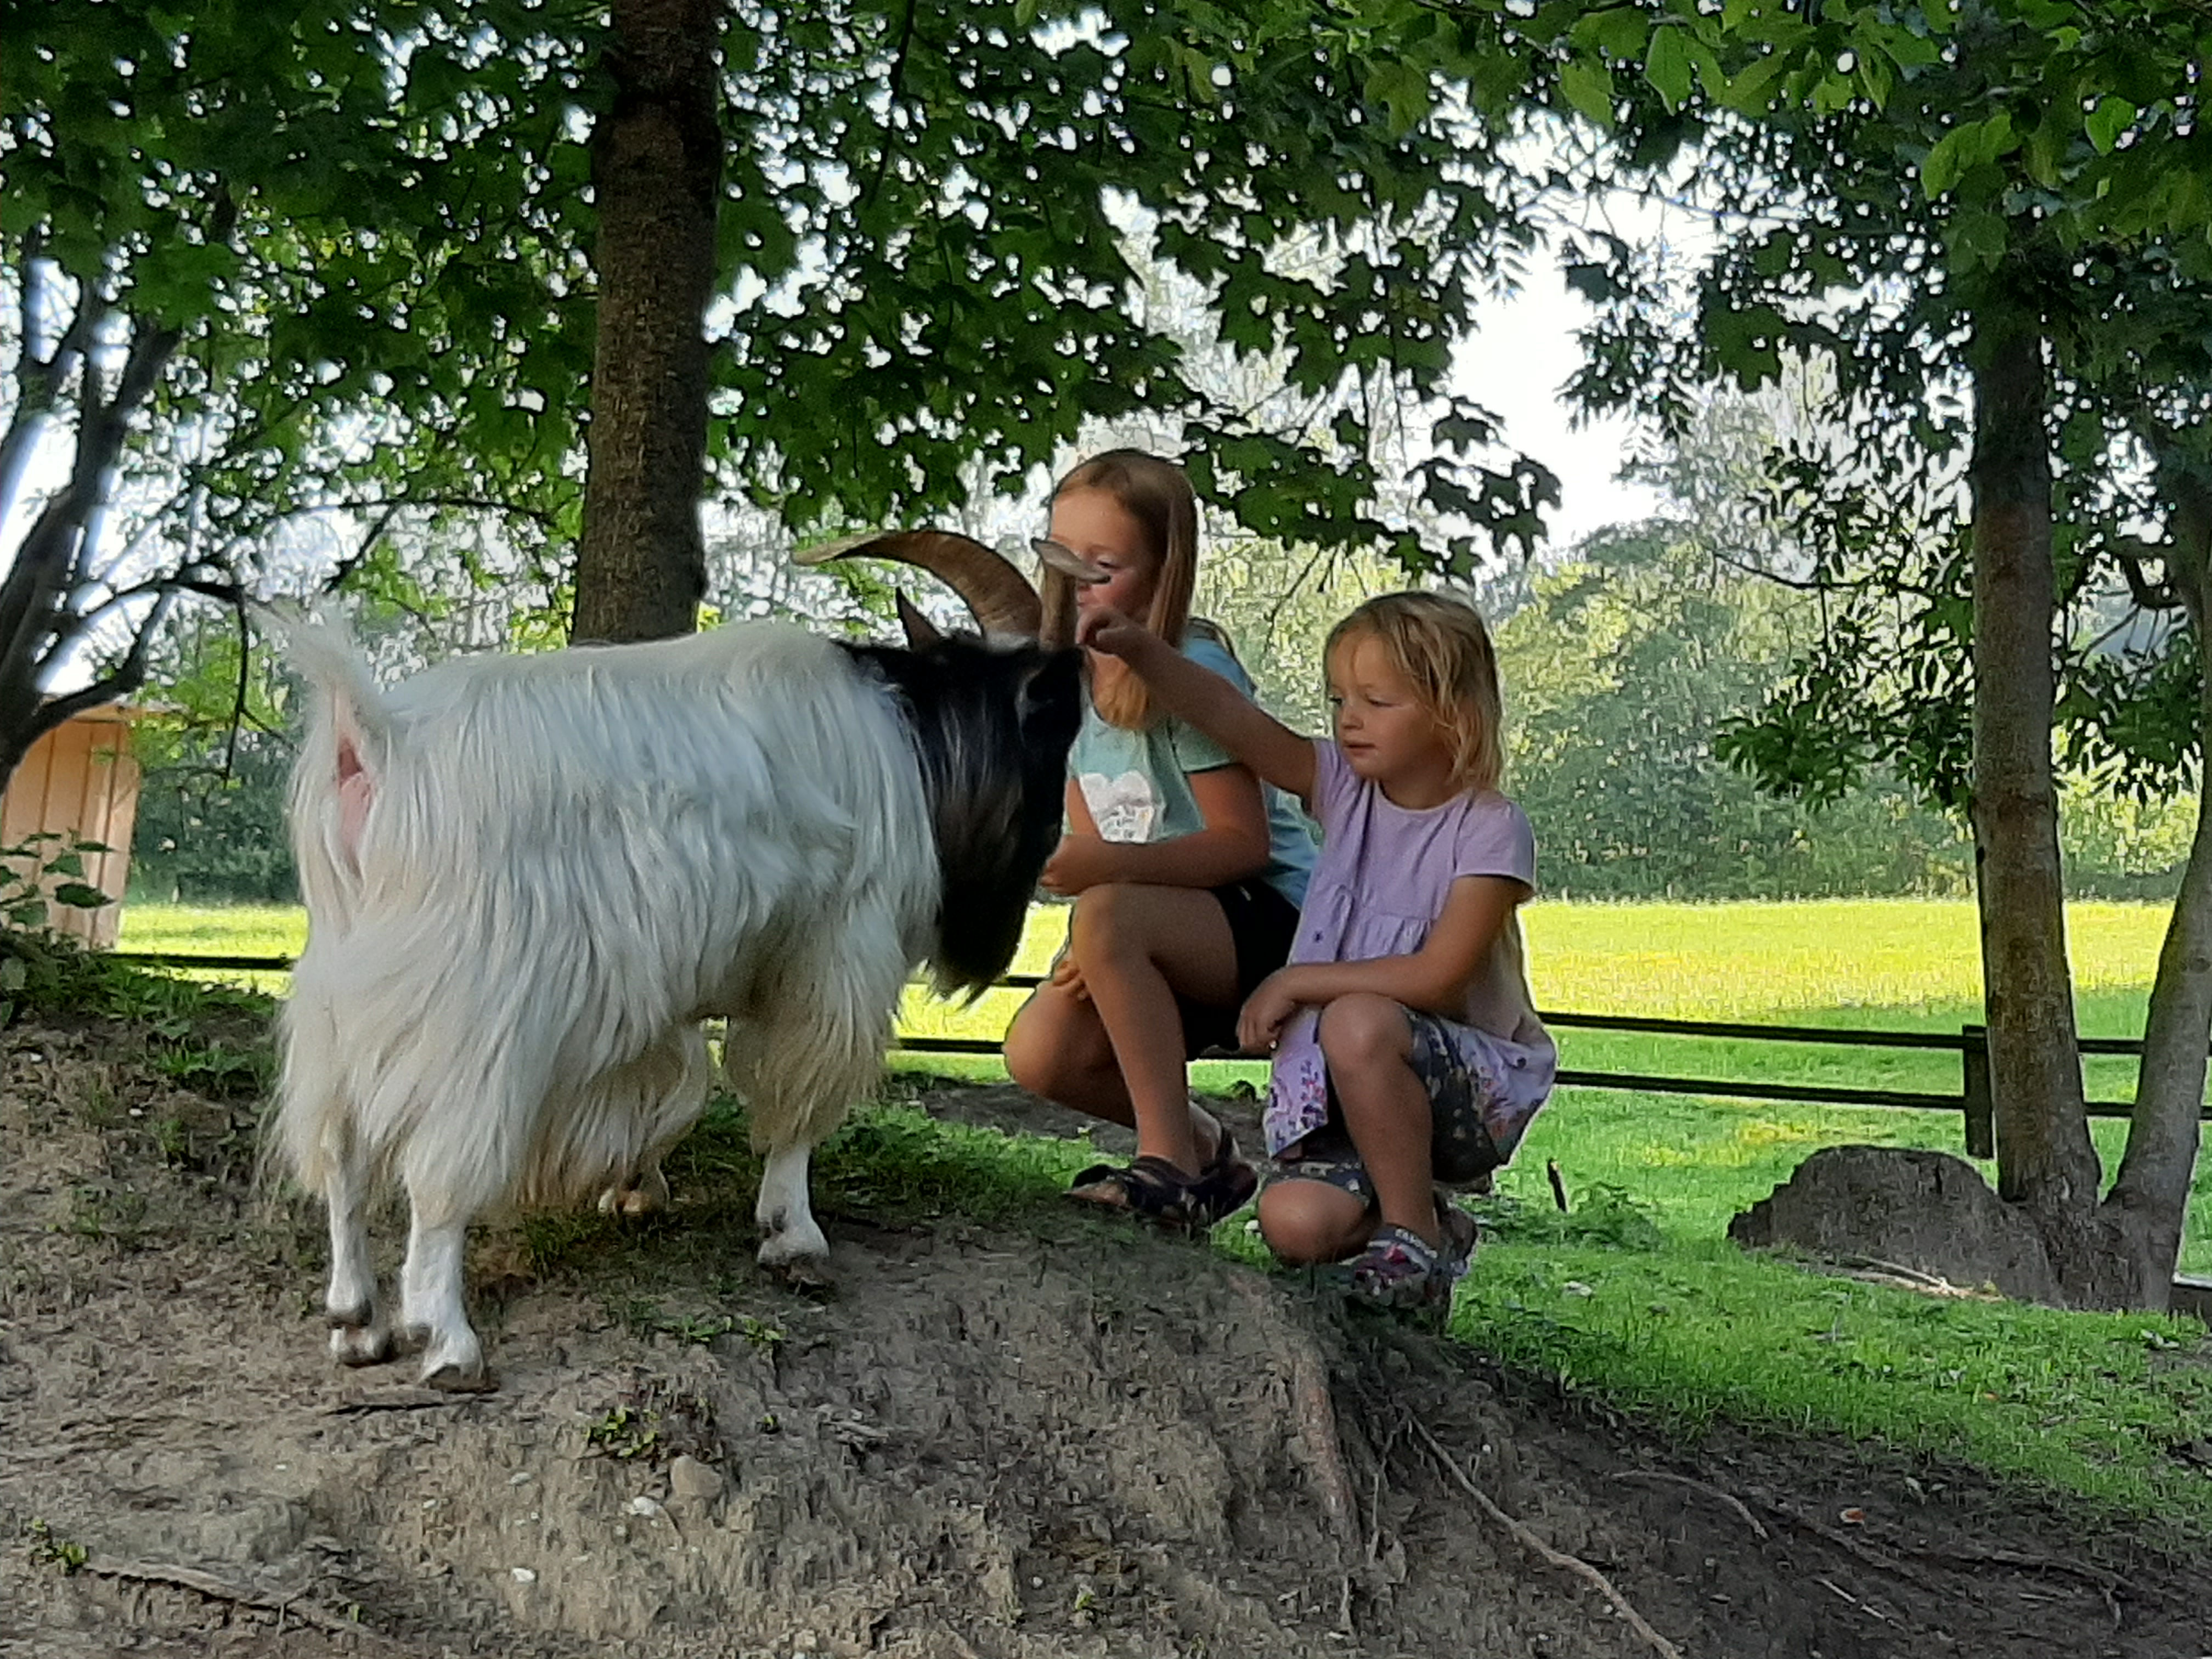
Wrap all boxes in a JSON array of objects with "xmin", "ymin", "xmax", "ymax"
[{"xmin": 3, "ymin": 1019, "xmax": 2209, "ymax": 1658}]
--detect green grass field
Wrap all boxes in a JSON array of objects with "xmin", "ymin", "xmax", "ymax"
[
  {"xmin": 113, "ymin": 895, "xmax": 2212, "ymax": 1535},
  {"xmin": 115, "ymin": 895, "xmax": 2211, "ymax": 1269}
]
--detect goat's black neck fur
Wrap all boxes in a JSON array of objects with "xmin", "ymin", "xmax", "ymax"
[{"xmin": 837, "ymin": 636, "xmax": 1084, "ymax": 997}]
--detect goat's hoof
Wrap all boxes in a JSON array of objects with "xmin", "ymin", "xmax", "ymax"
[
  {"xmin": 421, "ymin": 1358, "xmax": 496, "ymax": 1393},
  {"xmin": 597, "ymin": 1173, "xmax": 669, "ymax": 1218},
  {"xmin": 329, "ymin": 1322, "xmax": 395, "ymax": 1367}
]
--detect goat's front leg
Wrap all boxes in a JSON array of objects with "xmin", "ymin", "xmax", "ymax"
[
  {"xmin": 755, "ymin": 1141, "xmax": 831, "ymax": 1285},
  {"xmin": 324, "ymin": 1141, "xmax": 393, "ymax": 1367},
  {"xmin": 398, "ymin": 1201, "xmax": 491, "ymax": 1391}
]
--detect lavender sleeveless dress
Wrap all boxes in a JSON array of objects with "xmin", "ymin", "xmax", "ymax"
[{"xmin": 1263, "ymin": 741, "xmax": 1556, "ymax": 1165}]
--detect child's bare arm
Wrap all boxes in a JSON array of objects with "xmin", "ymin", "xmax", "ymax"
[
  {"xmin": 1236, "ymin": 876, "xmax": 1518, "ymax": 1049},
  {"xmin": 1077, "ymin": 607, "xmax": 1318, "ymax": 805},
  {"xmin": 1045, "ymin": 764, "xmax": 1271, "ymax": 894}
]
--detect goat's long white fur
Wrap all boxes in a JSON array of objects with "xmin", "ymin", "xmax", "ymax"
[{"xmin": 274, "ymin": 614, "xmax": 938, "ymax": 1387}]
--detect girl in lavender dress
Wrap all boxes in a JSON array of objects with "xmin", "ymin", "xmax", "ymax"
[{"xmin": 1077, "ymin": 591, "xmax": 1555, "ymax": 1310}]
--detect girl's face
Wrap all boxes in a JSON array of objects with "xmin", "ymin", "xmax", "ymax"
[
  {"xmin": 1050, "ymin": 487, "xmax": 1160, "ymax": 628},
  {"xmin": 1328, "ymin": 632, "xmax": 1455, "ymax": 798}
]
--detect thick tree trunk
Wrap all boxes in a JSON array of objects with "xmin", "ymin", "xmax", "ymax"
[
  {"xmin": 1966, "ymin": 319, "xmax": 2113, "ymax": 1299},
  {"xmin": 2104, "ymin": 455, "xmax": 2212, "ymax": 1310},
  {"xmin": 572, "ymin": 0, "xmax": 722, "ymax": 645}
]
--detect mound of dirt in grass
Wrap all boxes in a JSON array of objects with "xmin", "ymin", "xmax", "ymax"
[
  {"xmin": 1729, "ymin": 1146, "xmax": 2065, "ymax": 1304},
  {"xmin": 4, "ymin": 1020, "xmax": 2209, "ymax": 1659}
]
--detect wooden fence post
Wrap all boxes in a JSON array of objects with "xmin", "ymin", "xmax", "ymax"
[{"xmin": 1961, "ymin": 1023, "xmax": 1995, "ymax": 1160}]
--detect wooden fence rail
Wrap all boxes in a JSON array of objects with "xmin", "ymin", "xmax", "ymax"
[{"xmin": 104, "ymin": 953, "xmax": 2209, "ymax": 1161}]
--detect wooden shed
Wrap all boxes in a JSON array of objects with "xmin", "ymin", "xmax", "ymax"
[{"xmin": 0, "ymin": 706, "xmax": 146, "ymax": 948}]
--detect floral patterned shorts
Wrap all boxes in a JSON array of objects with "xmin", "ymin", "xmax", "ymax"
[{"xmin": 1273, "ymin": 1008, "xmax": 1507, "ymax": 1207}]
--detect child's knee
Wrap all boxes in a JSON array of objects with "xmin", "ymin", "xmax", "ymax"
[
  {"xmin": 1258, "ymin": 1178, "xmax": 1366, "ymax": 1265},
  {"xmin": 1316, "ymin": 994, "xmax": 1412, "ymax": 1070},
  {"xmin": 1003, "ymin": 993, "xmax": 1094, "ymax": 1097},
  {"xmin": 1066, "ymin": 884, "xmax": 1146, "ymax": 961}
]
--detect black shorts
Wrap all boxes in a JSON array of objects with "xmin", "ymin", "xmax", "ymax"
[{"xmin": 1177, "ymin": 878, "xmax": 1302, "ymax": 1059}]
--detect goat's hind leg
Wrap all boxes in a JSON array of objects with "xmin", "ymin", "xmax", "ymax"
[
  {"xmin": 323, "ymin": 1128, "xmax": 394, "ymax": 1366},
  {"xmin": 324, "ymin": 1164, "xmax": 392, "ymax": 1367}
]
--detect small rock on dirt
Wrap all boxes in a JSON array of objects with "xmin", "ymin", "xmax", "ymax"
[{"xmin": 669, "ymin": 1453, "xmax": 725, "ymax": 1505}]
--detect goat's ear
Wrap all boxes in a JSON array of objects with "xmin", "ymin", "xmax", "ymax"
[{"xmin": 895, "ymin": 590, "xmax": 943, "ymax": 649}]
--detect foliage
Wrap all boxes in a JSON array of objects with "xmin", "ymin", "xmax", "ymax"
[
  {"xmin": 1554, "ymin": 0, "xmax": 2212, "ymax": 817},
  {"xmin": 1498, "ymin": 519, "xmax": 1975, "ymax": 899},
  {"xmin": 4, "ymin": 0, "xmax": 1593, "ymax": 664},
  {"xmin": 2, "ymin": 0, "xmax": 596, "ymax": 796},
  {"xmin": 0, "ymin": 831, "xmax": 113, "ymax": 941},
  {"xmin": 129, "ymin": 738, "xmax": 296, "ymax": 905},
  {"xmin": 583, "ymin": 1378, "xmax": 721, "ymax": 1468}
]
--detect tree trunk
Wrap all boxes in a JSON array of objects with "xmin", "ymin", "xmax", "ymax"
[
  {"xmin": 1966, "ymin": 319, "xmax": 2111, "ymax": 1297},
  {"xmin": 2104, "ymin": 452, "xmax": 2212, "ymax": 1310},
  {"xmin": 572, "ymin": 0, "xmax": 722, "ymax": 645}
]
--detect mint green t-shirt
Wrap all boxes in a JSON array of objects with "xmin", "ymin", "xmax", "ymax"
[{"xmin": 1069, "ymin": 632, "xmax": 1316, "ymax": 908}]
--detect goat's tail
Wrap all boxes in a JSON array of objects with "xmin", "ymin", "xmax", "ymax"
[{"xmin": 259, "ymin": 603, "xmax": 394, "ymax": 922}]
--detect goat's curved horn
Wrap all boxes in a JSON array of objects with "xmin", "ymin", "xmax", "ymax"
[{"xmin": 794, "ymin": 528, "xmax": 1045, "ymax": 637}]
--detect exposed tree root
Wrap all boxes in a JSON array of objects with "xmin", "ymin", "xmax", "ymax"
[
  {"xmin": 82, "ymin": 1554, "xmax": 406, "ymax": 1650},
  {"xmin": 1611, "ymin": 1469, "xmax": 1769, "ymax": 1539},
  {"xmin": 1409, "ymin": 1416, "xmax": 1685, "ymax": 1659}
]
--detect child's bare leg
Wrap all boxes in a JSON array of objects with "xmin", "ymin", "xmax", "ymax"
[
  {"xmin": 1005, "ymin": 983, "xmax": 1132, "ymax": 1121},
  {"xmin": 1003, "ymin": 928, "xmax": 1230, "ymax": 1166},
  {"xmin": 1316, "ymin": 994, "xmax": 1439, "ymax": 1246},
  {"xmin": 1256, "ymin": 1177, "xmax": 1373, "ymax": 1263},
  {"xmin": 1067, "ymin": 883, "xmax": 1238, "ymax": 1175}
]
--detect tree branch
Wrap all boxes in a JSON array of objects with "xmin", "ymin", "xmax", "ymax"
[
  {"xmin": 0, "ymin": 261, "xmax": 97, "ymax": 542},
  {"xmin": 861, "ymin": 0, "xmax": 919, "ymax": 208},
  {"xmin": 24, "ymin": 589, "xmax": 184, "ymax": 747},
  {"xmin": 319, "ymin": 501, "xmax": 405, "ymax": 594},
  {"xmin": 2111, "ymin": 535, "xmax": 2180, "ymax": 611}
]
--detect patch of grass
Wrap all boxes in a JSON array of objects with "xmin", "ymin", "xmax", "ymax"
[
  {"xmin": 583, "ymin": 1376, "xmax": 721, "ymax": 1467},
  {"xmin": 115, "ymin": 902, "xmax": 305, "ymax": 960},
  {"xmin": 62, "ymin": 1182, "xmax": 148, "ymax": 1247},
  {"xmin": 22, "ymin": 1517, "xmax": 87, "ymax": 1575},
  {"xmin": 1451, "ymin": 1237, "xmax": 2212, "ymax": 1537},
  {"xmin": 146, "ymin": 1034, "xmax": 270, "ymax": 1099}
]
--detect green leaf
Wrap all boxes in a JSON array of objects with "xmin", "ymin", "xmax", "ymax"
[
  {"xmin": 2086, "ymin": 96, "xmax": 2135, "ymax": 155},
  {"xmin": 52, "ymin": 882, "xmax": 108, "ymax": 911},
  {"xmin": 1367, "ymin": 60, "xmax": 1432, "ymax": 137},
  {"xmin": 1644, "ymin": 27, "xmax": 1693, "ymax": 114},
  {"xmin": 1559, "ymin": 57, "xmax": 1617, "ymax": 129},
  {"xmin": 1720, "ymin": 52, "xmax": 1789, "ymax": 115},
  {"xmin": 1575, "ymin": 7, "xmax": 1649, "ymax": 61},
  {"xmin": 1921, "ymin": 122, "xmax": 1973, "ymax": 198}
]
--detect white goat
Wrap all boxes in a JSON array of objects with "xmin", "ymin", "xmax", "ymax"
[{"xmin": 273, "ymin": 551, "xmax": 1084, "ymax": 1390}]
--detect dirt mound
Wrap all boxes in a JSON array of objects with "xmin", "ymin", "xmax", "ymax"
[
  {"xmin": 1729, "ymin": 1146, "xmax": 2064, "ymax": 1304},
  {"xmin": 4, "ymin": 1021, "xmax": 2208, "ymax": 1658}
]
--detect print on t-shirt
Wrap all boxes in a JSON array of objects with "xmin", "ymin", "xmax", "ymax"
[{"xmin": 1080, "ymin": 770, "xmax": 1161, "ymax": 844}]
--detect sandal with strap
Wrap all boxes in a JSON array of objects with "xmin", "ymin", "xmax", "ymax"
[
  {"xmin": 1188, "ymin": 1124, "xmax": 1259, "ymax": 1222},
  {"xmin": 1344, "ymin": 1224, "xmax": 1453, "ymax": 1311},
  {"xmin": 1066, "ymin": 1155, "xmax": 1211, "ymax": 1227},
  {"xmin": 1345, "ymin": 1199, "xmax": 1480, "ymax": 1313},
  {"xmin": 1066, "ymin": 1126, "xmax": 1259, "ymax": 1231}
]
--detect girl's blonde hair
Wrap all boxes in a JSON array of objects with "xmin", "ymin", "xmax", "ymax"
[
  {"xmin": 1325, "ymin": 591, "xmax": 1504, "ymax": 793},
  {"xmin": 1045, "ymin": 449, "xmax": 1199, "ymax": 730}
]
